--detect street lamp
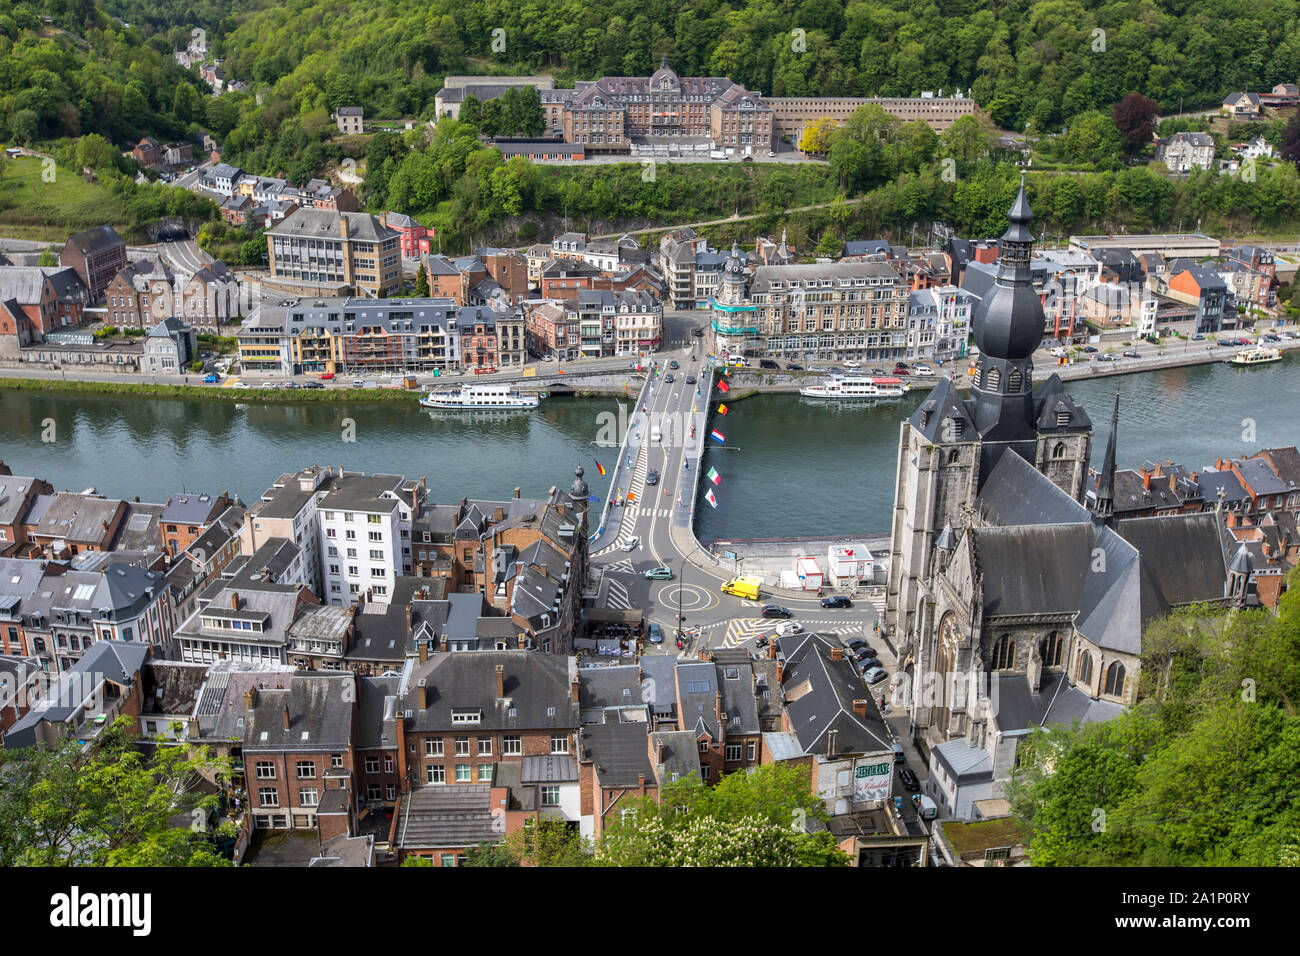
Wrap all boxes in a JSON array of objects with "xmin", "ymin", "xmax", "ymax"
[{"xmin": 676, "ymin": 544, "xmax": 703, "ymax": 639}]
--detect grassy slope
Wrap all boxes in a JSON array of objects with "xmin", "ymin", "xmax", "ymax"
[{"xmin": 0, "ymin": 156, "xmax": 131, "ymax": 241}]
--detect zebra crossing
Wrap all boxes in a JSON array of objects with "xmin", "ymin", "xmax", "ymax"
[
  {"xmin": 715, "ymin": 617, "xmax": 869, "ymax": 649},
  {"xmin": 594, "ymin": 449, "xmax": 650, "ymax": 556}
]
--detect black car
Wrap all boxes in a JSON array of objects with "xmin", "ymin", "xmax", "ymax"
[
  {"xmin": 870, "ymin": 368, "xmax": 886, "ymax": 375},
  {"xmin": 664, "ymin": 373, "xmax": 675, "ymax": 383},
  {"xmin": 300, "ymin": 381, "xmax": 325, "ymax": 389},
  {"xmin": 786, "ymin": 363, "xmax": 804, "ymax": 371},
  {"xmin": 848, "ymin": 639, "xmax": 869, "ymax": 652},
  {"xmin": 759, "ymin": 359, "xmax": 781, "ymax": 369},
  {"xmin": 898, "ymin": 766, "xmax": 920, "ymax": 792},
  {"xmin": 761, "ymin": 605, "xmax": 793, "ymax": 618},
  {"xmin": 1082, "ymin": 345, "xmax": 1098, "ymax": 353},
  {"xmin": 691, "ymin": 328, "xmax": 705, "ymax": 337},
  {"xmin": 853, "ymin": 646, "xmax": 873, "ymax": 661},
  {"xmin": 645, "ymin": 470, "xmax": 659, "ymax": 486},
  {"xmin": 857, "ymin": 657, "xmax": 882, "ymax": 672},
  {"xmin": 669, "ymin": 360, "xmax": 680, "ymax": 370},
  {"xmin": 686, "ymin": 375, "xmax": 697, "ymax": 384},
  {"xmin": 821, "ymin": 595, "xmax": 852, "ymax": 609}
]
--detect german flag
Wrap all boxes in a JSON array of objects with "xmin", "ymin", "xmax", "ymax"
[{"xmin": 595, "ymin": 461, "xmax": 607, "ymax": 477}]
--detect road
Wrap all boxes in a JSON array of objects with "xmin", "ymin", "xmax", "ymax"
[{"xmin": 587, "ymin": 338, "xmax": 883, "ymax": 661}]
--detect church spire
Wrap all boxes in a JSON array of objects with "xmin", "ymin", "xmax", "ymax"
[{"xmin": 1091, "ymin": 392, "xmax": 1119, "ymax": 524}]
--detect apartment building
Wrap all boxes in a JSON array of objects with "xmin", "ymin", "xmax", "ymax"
[
  {"xmin": 241, "ymin": 465, "xmax": 334, "ymax": 596},
  {"xmin": 267, "ymin": 209, "xmax": 400, "ymax": 297},
  {"xmin": 768, "ymin": 93, "xmax": 977, "ymax": 143},
  {"xmin": 318, "ymin": 473, "xmax": 416, "ymax": 606},
  {"xmin": 104, "ymin": 257, "xmax": 177, "ymax": 329},
  {"xmin": 738, "ymin": 259, "xmax": 911, "ymax": 362},
  {"xmin": 458, "ymin": 305, "xmax": 526, "ymax": 370},
  {"xmin": 1156, "ymin": 132, "xmax": 1215, "ymax": 173},
  {"xmin": 0, "ymin": 267, "xmax": 89, "ymax": 350}
]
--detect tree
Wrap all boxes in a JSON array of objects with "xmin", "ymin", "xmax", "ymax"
[
  {"xmin": 1060, "ymin": 110, "xmax": 1123, "ymax": 168},
  {"xmin": 595, "ymin": 764, "xmax": 847, "ymax": 867},
  {"xmin": 798, "ymin": 117, "xmax": 838, "ymax": 155},
  {"xmin": 1111, "ymin": 92, "xmax": 1160, "ymax": 154},
  {"xmin": 37, "ymin": 248, "xmax": 57, "ymax": 267},
  {"xmin": 414, "ymin": 262, "xmax": 429, "ymax": 297},
  {"xmin": 1282, "ymin": 110, "xmax": 1300, "ymax": 171},
  {"xmin": 0, "ymin": 717, "xmax": 234, "ymax": 867}
]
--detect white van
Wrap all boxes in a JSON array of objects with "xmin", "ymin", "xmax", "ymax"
[
  {"xmin": 650, "ymin": 424, "xmax": 662, "ymax": 443},
  {"xmin": 912, "ymin": 793, "xmax": 938, "ymax": 820}
]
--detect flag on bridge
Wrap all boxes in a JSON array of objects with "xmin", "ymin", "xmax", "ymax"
[
  {"xmin": 705, "ymin": 489, "xmax": 718, "ymax": 508},
  {"xmin": 707, "ymin": 466, "xmax": 721, "ymax": 485},
  {"xmin": 717, "ymin": 403, "xmax": 728, "ymax": 415},
  {"xmin": 710, "ymin": 429, "xmax": 725, "ymax": 443},
  {"xmin": 594, "ymin": 461, "xmax": 607, "ymax": 477},
  {"xmin": 717, "ymin": 379, "xmax": 730, "ymax": 393}
]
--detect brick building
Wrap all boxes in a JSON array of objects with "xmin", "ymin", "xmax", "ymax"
[{"xmin": 61, "ymin": 225, "xmax": 127, "ymax": 302}]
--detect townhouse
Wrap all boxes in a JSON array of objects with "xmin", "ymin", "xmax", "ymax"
[
  {"xmin": 0, "ymin": 266, "xmax": 90, "ymax": 355},
  {"xmin": 240, "ymin": 466, "xmax": 333, "ymax": 596},
  {"xmin": 2, "ymin": 640, "xmax": 150, "ymax": 749},
  {"xmin": 242, "ymin": 672, "xmax": 358, "ymax": 832},
  {"xmin": 383, "ymin": 212, "xmax": 433, "ymax": 259},
  {"xmin": 61, "ymin": 225, "xmax": 127, "ymax": 302},
  {"xmin": 318, "ymin": 472, "xmax": 417, "ymax": 605},
  {"xmin": 160, "ymin": 492, "xmax": 235, "ymax": 557},
  {"xmin": 140, "ymin": 316, "xmax": 197, "ymax": 374},
  {"xmin": 104, "ymin": 257, "xmax": 177, "ymax": 329},
  {"xmin": 23, "ymin": 492, "xmax": 126, "ymax": 558},
  {"xmin": 1156, "ymin": 132, "xmax": 1215, "ymax": 173},
  {"xmin": 0, "ymin": 471, "xmax": 53, "ymax": 555},
  {"xmin": 458, "ymin": 305, "xmax": 526, "ymax": 370},
  {"xmin": 165, "ymin": 504, "xmax": 246, "ymax": 624}
]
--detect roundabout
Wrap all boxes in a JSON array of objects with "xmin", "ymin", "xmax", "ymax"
[{"xmin": 656, "ymin": 581, "xmax": 716, "ymax": 614}]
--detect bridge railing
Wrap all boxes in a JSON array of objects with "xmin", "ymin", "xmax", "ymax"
[{"xmin": 591, "ymin": 368, "xmax": 654, "ymax": 543}]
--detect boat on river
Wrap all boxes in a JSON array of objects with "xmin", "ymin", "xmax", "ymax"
[
  {"xmin": 419, "ymin": 382, "xmax": 542, "ymax": 409},
  {"xmin": 1227, "ymin": 346, "xmax": 1282, "ymax": 367},
  {"xmin": 799, "ymin": 375, "xmax": 908, "ymax": 400}
]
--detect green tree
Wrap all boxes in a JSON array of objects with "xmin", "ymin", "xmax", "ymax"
[
  {"xmin": 0, "ymin": 718, "xmax": 234, "ymax": 867},
  {"xmin": 1060, "ymin": 110, "xmax": 1123, "ymax": 168},
  {"xmin": 414, "ymin": 262, "xmax": 429, "ymax": 297}
]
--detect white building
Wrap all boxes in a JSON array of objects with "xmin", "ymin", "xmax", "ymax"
[
  {"xmin": 318, "ymin": 474, "xmax": 414, "ymax": 605},
  {"xmin": 241, "ymin": 466, "xmax": 334, "ymax": 597}
]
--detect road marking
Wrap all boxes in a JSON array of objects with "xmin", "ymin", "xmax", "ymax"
[{"xmin": 605, "ymin": 577, "xmax": 634, "ymax": 611}]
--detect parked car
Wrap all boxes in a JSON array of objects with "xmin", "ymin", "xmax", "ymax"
[
  {"xmin": 899, "ymin": 766, "xmax": 921, "ymax": 792},
  {"xmin": 809, "ymin": 365, "xmax": 828, "ymax": 373},
  {"xmin": 844, "ymin": 360, "xmax": 861, "ymax": 368},
  {"xmin": 853, "ymin": 646, "xmax": 873, "ymax": 661},
  {"xmin": 863, "ymin": 666, "xmax": 889, "ymax": 685},
  {"xmin": 848, "ymin": 639, "xmax": 872, "ymax": 653},
  {"xmin": 319, "ymin": 372, "xmax": 335, "ymax": 380},
  {"xmin": 647, "ymin": 622, "xmax": 663, "ymax": 644},
  {"xmin": 786, "ymin": 363, "xmax": 804, "ymax": 371},
  {"xmin": 260, "ymin": 381, "xmax": 277, "ymax": 389},
  {"xmin": 870, "ymin": 368, "xmax": 886, "ymax": 376},
  {"xmin": 352, "ymin": 379, "xmax": 366, "ymax": 387},
  {"xmin": 1263, "ymin": 334, "xmax": 1280, "ymax": 342},
  {"xmin": 857, "ymin": 657, "xmax": 882, "ymax": 672},
  {"xmin": 911, "ymin": 364, "xmax": 935, "ymax": 376},
  {"xmin": 774, "ymin": 621, "xmax": 803, "ymax": 636},
  {"xmin": 645, "ymin": 470, "xmax": 659, "ymax": 486},
  {"xmin": 767, "ymin": 150, "xmax": 776, "ymax": 157},
  {"xmin": 301, "ymin": 381, "xmax": 325, "ymax": 389},
  {"xmin": 1122, "ymin": 350, "xmax": 1140, "ymax": 358},
  {"xmin": 645, "ymin": 566, "xmax": 673, "ymax": 580},
  {"xmin": 1217, "ymin": 339, "xmax": 1236, "ymax": 347},
  {"xmin": 759, "ymin": 359, "xmax": 781, "ymax": 369},
  {"xmin": 1082, "ymin": 345, "xmax": 1098, "ymax": 353},
  {"xmin": 821, "ymin": 595, "xmax": 852, "ymax": 608},
  {"xmin": 621, "ymin": 537, "xmax": 639, "ymax": 552},
  {"xmin": 1282, "ymin": 331, "xmax": 1298, "ymax": 340},
  {"xmin": 1191, "ymin": 333, "xmax": 1206, "ymax": 340},
  {"xmin": 761, "ymin": 605, "xmax": 793, "ymax": 618},
  {"xmin": 1097, "ymin": 353, "xmax": 1117, "ymax": 361},
  {"xmin": 201, "ymin": 373, "xmax": 220, "ymax": 384}
]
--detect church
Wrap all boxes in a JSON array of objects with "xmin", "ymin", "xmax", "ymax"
[{"xmin": 882, "ymin": 179, "xmax": 1238, "ymax": 806}]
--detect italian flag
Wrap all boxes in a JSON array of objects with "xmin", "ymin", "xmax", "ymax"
[
  {"xmin": 707, "ymin": 466, "xmax": 721, "ymax": 485},
  {"xmin": 710, "ymin": 429, "xmax": 725, "ymax": 443},
  {"xmin": 705, "ymin": 489, "xmax": 718, "ymax": 508}
]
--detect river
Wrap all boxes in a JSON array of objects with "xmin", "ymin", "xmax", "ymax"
[{"xmin": 2, "ymin": 353, "xmax": 1299, "ymax": 539}]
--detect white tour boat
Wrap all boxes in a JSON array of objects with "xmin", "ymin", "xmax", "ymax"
[
  {"xmin": 420, "ymin": 383, "xmax": 542, "ymax": 409},
  {"xmin": 1227, "ymin": 345, "xmax": 1282, "ymax": 367},
  {"xmin": 799, "ymin": 374, "xmax": 908, "ymax": 400}
]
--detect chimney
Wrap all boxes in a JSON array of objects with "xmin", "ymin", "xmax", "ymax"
[
  {"xmin": 513, "ymin": 487, "xmax": 521, "ymax": 499},
  {"xmin": 776, "ymin": 659, "xmax": 785, "ymax": 683},
  {"xmin": 548, "ymin": 486, "xmax": 557, "ymax": 499},
  {"xmin": 282, "ymin": 704, "xmax": 290, "ymax": 730},
  {"xmin": 419, "ymin": 639, "xmax": 428, "ymax": 664},
  {"xmin": 230, "ymin": 591, "xmax": 239, "ymax": 610},
  {"xmin": 830, "ymin": 646, "xmax": 844, "ymax": 661},
  {"xmin": 1143, "ymin": 471, "xmax": 1151, "ymax": 491},
  {"xmin": 418, "ymin": 678, "xmax": 427, "ymax": 711},
  {"xmin": 571, "ymin": 677, "xmax": 580, "ymax": 703},
  {"xmin": 339, "ymin": 215, "xmax": 349, "ymax": 240},
  {"xmin": 495, "ymin": 663, "xmax": 505, "ymax": 700},
  {"xmin": 852, "ymin": 699, "xmax": 868, "ymax": 718},
  {"xmin": 460, "ymin": 497, "xmax": 467, "ymax": 510},
  {"xmin": 405, "ymin": 602, "xmax": 414, "ymax": 633},
  {"xmin": 410, "ymin": 486, "xmax": 420, "ymax": 510},
  {"xmin": 493, "ymin": 506, "xmax": 504, "ymax": 523},
  {"xmin": 767, "ymin": 642, "xmax": 777, "ymax": 660}
]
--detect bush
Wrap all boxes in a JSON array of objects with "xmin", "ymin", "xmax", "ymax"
[
  {"xmin": 123, "ymin": 327, "xmax": 146, "ymax": 337},
  {"xmin": 94, "ymin": 325, "xmax": 118, "ymax": 338}
]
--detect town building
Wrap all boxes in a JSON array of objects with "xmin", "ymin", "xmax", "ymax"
[
  {"xmin": 0, "ymin": 266, "xmax": 89, "ymax": 355},
  {"xmin": 104, "ymin": 257, "xmax": 177, "ymax": 330},
  {"xmin": 433, "ymin": 75, "xmax": 556, "ymax": 121},
  {"xmin": 1155, "ymin": 132, "xmax": 1215, "ymax": 173},
  {"xmin": 383, "ymin": 212, "xmax": 433, "ymax": 259},
  {"xmin": 335, "ymin": 107, "xmax": 364, "ymax": 134},
  {"xmin": 141, "ymin": 317, "xmax": 197, "ymax": 375},
  {"xmin": 769, "ymin": 91, "xmax": 977, "ymax": 144},
  {"xmin": 61, "ymin": 225, "xmax": 127, "ymax": 302},
  {"xmin": 266, "ymin": 208, "xmax": 400, "ymax": 297}
]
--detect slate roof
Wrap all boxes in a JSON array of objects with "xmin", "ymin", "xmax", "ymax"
[
  {"xmin": 111, "ymin": 501, "xmax": 165, "ymax": 551},
  {"xmin": 775, "ymin": 632, "xmax": 892, "ymax": 757},
  {"xmin": 162, "ymin": 493, "xmax": 224, "ymax": 525},
  {"xmin": 582, "ymin": 720, "xmax": 654, "ymax": 787},
  {"xmin": 356, "ymin": 676, "xmax": 400, "ymax": 749},
  {"xmin": 400, "ymin": 650, "xmax": 578, "ymax": 734},
  {"xmin": 649, "ymin": 729, "xmax": 699, "ymax": 784},
  {"xmin": 579, "ymin": 664, "xmax": 643, "ymax": 711},
  {"xmin": 931, "ymin": 738, "xmax": 993, "ymax": 784},
  {"xmin": 0, "ymin": 477, "xmax": 43, "ymax": 526},
  {"xmin": 521, "ymin": 754, "xmax": 579, "ymax": 783},
  {"xmin": 5, "ymin": 641, "xmax": 149, "ymax": 748},
  {"xmin": 24, "ymin": 492, "xmax": 123, "ymax": 543},
  {"xmin": 268, "ymin": 208, "xmax": 396, "ymax": 244},
  {"xmin": 993, "ymin": 670, "xmax": 1124, "ymax": 732},
  {"xmin": 976, "ymin": 448, "xmax": 1091, "ymax": 526},
  {"xmin": 65, "ymin": 225, "xmax": 124, "ymax": 255},
  {"xmin": 243, "ymin": 673, "xmax": 356, "ymax": 751},
  {"xmin": 393, "ymin": 785, "xmax": 496, "ymax": 850}
]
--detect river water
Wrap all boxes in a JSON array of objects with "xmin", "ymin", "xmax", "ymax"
[{"xmin": 3, "ymin": 353, "xmax": 1299, "ymax": 538}]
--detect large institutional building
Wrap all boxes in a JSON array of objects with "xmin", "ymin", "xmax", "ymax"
[{"xmin": 882, "ymin": 180, "xmax": 1237, "ymax": 803}]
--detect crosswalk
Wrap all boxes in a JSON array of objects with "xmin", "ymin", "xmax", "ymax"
[
  {"xmin": 714, "ymin": 617, "xmax": 870, "ymax": 649},
  {"xmin": 594, "ymin": 446, "xmax": 650, "ymax": 556}
]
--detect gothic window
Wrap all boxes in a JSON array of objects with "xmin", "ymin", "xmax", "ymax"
[
  {"xmin": 992, "ymin": 634, "xmax": 1015, "ymax": 670},
  {"xmin": 1104, "ymin": 661, "xmax": 1126, "ymax": 698},
  {"xmin": 1007, "ymin": 367, "xmax": 1022, "ymax": 392},
  {"xmin": 1076, "ymin": 650, "xmax": 1094, "ymax": 687},
  {"xmin": 1052, "ymin": 441, "xmax": 1066, "ymax": 459},
  {"xmin": 948, "ymin": 449, "xmax": 960, "ymax": 464},
  {"xmin": 936, "ymin": 613, "xmax": 960, "ymax": 734},
  {"xmin": 985, "ymin": 366, "xmax": 1001, "ymax": 392},
  {"xmin": 1040, "ymin": 631, "xmax": 1064, "ymax": 667}
]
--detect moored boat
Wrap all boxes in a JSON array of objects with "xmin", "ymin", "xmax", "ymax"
[
  {"xmin": 799, "ymin": 375, "xmax": 908, "ymax": 400},
  {"xmin": 1227, "ymin": 345, "xmax": 1282, "ymax": 367},
  {"xmin": 419, "ymin": 382, "xmax": 542, "ymax": 409}
]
